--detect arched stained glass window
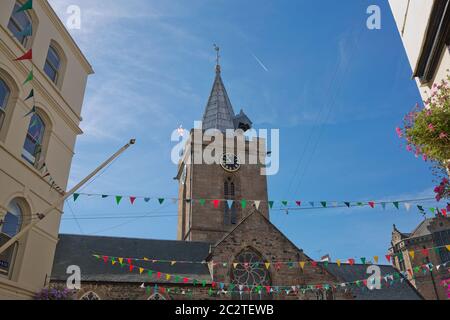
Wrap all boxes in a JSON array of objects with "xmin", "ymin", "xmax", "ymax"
[
  {"xmin": 80, "ymin": 291, "xmax": 101, "ymax": 300},
  {"xmin": 231, "ymin": 248, "xmax": 272, "ymax": 300}
]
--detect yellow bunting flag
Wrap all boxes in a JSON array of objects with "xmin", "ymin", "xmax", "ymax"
[
  {"xmin": 446, "ymin": 245, "xmax": 450, "ymax": 252},
  {"xmin": 233, "ymin": 263, "xmax": 238, "ymax": 269},
  {"xmin": 373, "ymin": 256, "xmax": 379, "ymax": 264},
  {"xmin": 409, "ymin": 251, "xmax": 415, "ymax": 259},
  {"xmin": 112, "ymin": 260, "xmax": 116, "ymax": 266},
  {"xmin": 336, "ymin": 259, "xmax": 341, "ymax": 267},
  {"xmin": 139, "ymin": 268, "xmax": 144, "ymax": 275},
  {"xmin": 171, "ymin": 261, "xmax": 176, "ymax": 266},
  {"xmin": 166, "ymin": 274, "xmax": 171, "ymax": 281},
  {"xmin": 299, "ymin": 262, "xmax": 306, "ymax": 269},
  {"xmin": 265, "ymin": 263, "xmax": 271, "ymax": 270},
  {"xmin": 118, "ymin": 258, "xmax": 124, "ymax": 265},
  {"xmin": 143, "ymin": 257, "xmax": 150, "ymax": 261}
]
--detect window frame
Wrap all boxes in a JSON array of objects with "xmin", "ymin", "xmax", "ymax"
[
  {"xmin": 7, "ymin": 2, "xmax": 33, "ymax": 48},
  {"xmin": 0, "ymin": 79, "xmax": 11, "ymax": 130},
  {"xmin": 22, "ymin": 112, "xmax": 46, "ymax": 167},
  {"xmin": 44, "ymin": 46, "xmax": 61, "ymax": 84}
]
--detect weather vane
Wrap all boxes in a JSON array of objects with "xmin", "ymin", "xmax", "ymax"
[{"xmin": 213, "ymin": 44, "xmax": 221, "ymax": 72}]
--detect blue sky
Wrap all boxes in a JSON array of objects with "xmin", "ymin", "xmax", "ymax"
[{"xmin": 48, "ymin": 0, "xmax": 441, "ymax": 261}]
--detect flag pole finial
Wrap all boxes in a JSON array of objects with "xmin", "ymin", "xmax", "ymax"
[{"xmin": 213, "ymin": 44, "xmax": 221, "ymax": 73}]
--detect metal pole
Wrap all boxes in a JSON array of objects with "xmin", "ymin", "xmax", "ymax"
[{"xmin": 0, "ymin": 139, "xmax": 136, "ymax": 255}]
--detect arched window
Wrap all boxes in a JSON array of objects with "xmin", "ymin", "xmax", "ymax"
[
  {"xmin": 148, "ymin": 293, "xmax": 166, "ymax": 300},
  {"xmin": 80, "ymin": 291, "xmax": 101, "ymax": 300},
  {"xmin": 231, "ymin": 248, "xmax": 272, "ymax": 300},
  {"xmin": 224, "ymin": 179, "xmax": 237, "ymax": 225},
  {"xmin": 22, "ymin": 112, "xmax": 45, "ymax": 166},
  {"xmin": 0, "ymin": 79, "xmax": 10, "ymax": 130},
  {"xmin": 7, "ymin": 1, "xmax": 33, "ymax": 47},
  {"xmin": 44, "ymin": 45, "xmax": 61, "ymax": 84},
  {"xmin": 0, "ymin": 199, "xmax": 25, "ymax": 278}
]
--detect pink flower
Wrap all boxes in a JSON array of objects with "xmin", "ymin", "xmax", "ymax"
[
  {"xmin": 395, "ymin": 127, "xmax": 403, "ymax": 138},
  {"xmin": 422, "ymin": 154, "xmax": 428, "ymax": 161},
  {"xmin": 439, "ymin": 132, "xmax": 448, "ymax": 139},
  {"xmin": 406, "ymin": 145, "xmax": 413, "ymax": 152},
  {"xmin": 428, "ymin": 124, "xmax": 435, "ymax": 132}
]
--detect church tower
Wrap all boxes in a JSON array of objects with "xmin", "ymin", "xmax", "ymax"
[{"xmin": 176, "ymin": 48, "xmax": 269, "ymax": 243}]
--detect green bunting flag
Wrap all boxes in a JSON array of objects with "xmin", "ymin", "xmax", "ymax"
[
  {"xmin": 73, "ymin": 193, "xmax": 80, "ymax": 202},
  {"xmin": 158, "ymin": 198, "xmax": 165, "ymax": 205},
  {"xmin": 199, "ymin": 199, "xmax": 206, "ymax": 206},
  {"xmin": 16, "ymin": 0, "xmax": 32, "ymax": 13},
  {"xmin": 381, "ymin": 202, "xmax": 387, "ymax": 210},
  {"xmin": 309, "ymin": 202, "xmax": 315, "ymax": 207},
  {"xmin": 23, "ymin": 70, "xmax": 33, "ymax": 85},
  {"xmin": 393, "ymin": 202, "xmax": 399, "ymax": 209},
  {"xmin": 429, "ymin": 208, "xmax": 435, "ymax": 214},
  {"xmin": 115, "ymin": 196, "xmax": 122, "ymax": 205},
  {"xmin": 102, "ymin": 195, "xmax": 109, "ymax": 198},
  {"xmin": 24, "ymin": 89, "xmax": 34, "ymax": 101},
  {"xmin": 344, "ymin": 202, "xmax": 351, "ymax": 208},
  {"xmin": 268, "ymin": 201, "xmax": 274, "ymax": 209},
  {"xmin": 241, "ymin": 200, "xmax": 247, "ymax": 209},
  {"xmin": 281, "ymin": 201, "xmax": 288, "ymax": 206},
  {"xmin": 320, "ymin": 202, "xmax": 327, "ymax": 208},
  {"xmin": 360, "ymin": 257, "xmax": 366, "ymax": 265}
]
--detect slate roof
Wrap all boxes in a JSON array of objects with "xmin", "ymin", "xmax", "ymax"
[
  {"xmin": 410, "ymin": 218, "xmax": 433, "ymax": 237},
  {"xmin": 202, "ymin": 68, "xmax": 237, "ymax": 132},
  {"xmin": 51, "ymin": 234, "xmax": 212, "ymax": 283},
  {"xmin": 325, "ymin": 263, "xmax": 423, "ymax": 300}
]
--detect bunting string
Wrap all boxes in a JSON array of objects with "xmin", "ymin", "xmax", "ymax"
[
  {"xmin": 92, "ymin": 254, "xmax": 450, "ymax": 295},
  {"xmin": 71, "ymin": 193, "xmax": 448, "ymax": 217},
  {"xmin": 92, "ymin": 244, "xmax": 450, "ymax": 269}
]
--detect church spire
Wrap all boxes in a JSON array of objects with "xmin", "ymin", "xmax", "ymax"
[{"xmin": 202, "ymin": 45, "xmax": 236, "ymax": 132}]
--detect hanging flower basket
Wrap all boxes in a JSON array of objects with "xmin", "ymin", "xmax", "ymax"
[
  {"xmin": 396, "ymin": 74, "xmax": 450, "ymax": 200},
  {"xmin": 35, "ymin": 287, "xmax": 76, "ymax": 300}
]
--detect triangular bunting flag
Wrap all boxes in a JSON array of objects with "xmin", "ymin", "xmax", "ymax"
[
  {"xmin": 385, "ymin": 255, "xmax": 391, "ymax": 263},
  {"xmin": 295, "ymin": 201, "xmax": 302, "ymax": 207},
  {"xmin": 14, "ymin": 49, "xmax": 32, "ymax": 61},
  {"xmin": 374, "ymin": 256, "xmax": 379, "ymax": 264},
  {"xmin": 409, "ymin": 251, "xmax": 415, "ymax": 259},
  {"xmin": 381, "ymin": 202, "xmax": 386, "ymax": 210},
  {"xmin": 16, "ymin": 0, "xmax": 32, "ymax": 13},
  {"xmin": 393, "ymin": 202, "xmax": 399, "ymax": 209},
  {"xmin": 241, "ymin": 199, "xmax": 247, "ymax": 209},
  {"xmin": 233, "ymin": 263, "xmax": 238, "ymax": 269},
  {"xmin": 158, "ymin": 198, "xmax": 165, "ymax": 205},
  {"xmin": 130, "ymin": 197, "xmax": 136, "ymax": 205},
  {"xmin": 309, "ymin": 202, "xmax": 315, "ymax": 207},
  {"xmin": 73, "ymin": 193, "xmax": 80, "ymax": 201},
  {"xmin": 102, "ymin": 195, "xmax": 109, "ymax": 198},
  {"xmin": 23, "ymin": 105, "xmax": 36, "ymax": 117},
  {"xmin": 23, "ymin": 70, "xmax": 33, "ymax": 85},
  {"xmin": 115, "ymin": 196, "xmax": 122, "ymax": 205},
  {"xmin": 227, "ymin": 200, "xmax": 233, "ymax": 209},
  {"xmin": 368, "ymin": 202, "xmax": 375, "ymax": 208},
  {"xmin": 446, "ymin": 245, "xmax": 450, "ymax": 252},
  {"xmin": 144, "ymin": 197, "xmax": 150, "ymax": 202},
  {"xmin": 24, "ymin": 89, "xmax": 34, "ymax": 101},
  {"xmin": 360, "ymin": 257, "xmax": 366, "ymax": 265},
  {"xmin": 268, "ymin": 201, "xmax": 274, "ymax": 209},
  {"xmin": 265, "ymin": 263, "xmax": 270, "ymax": 270},
  {"xmin": 213, "ymin": 199, "xmax": 220, "ymax": 208},
  {"xmin": 281, "ymin": 201, "xmax": 288, "ymax": 206},
  {"xmin": 320, "ymin": 202, "xmax": 327, "ymax": 208},
  {"xmin": 254, "ymin": 200, "xmax": 261, "ymax": 210},
  {"xmin": 299, "ymin": 262, "xmax": 306, "ymax": 269},
  {"xmin": 199, "ymin": 199, "xmax": 206, "ymax": 206},
  {"xmin": 404, "ymin": 203, "xmax": 412, "ymax": 211},
  {"xmin": 336, "ymin": 259, "xmax": 341, "ymax": 267},
  {"xmin": 344, "ymin": 202, "xmax": 351, "ymax": 208},
  {"xmin": 139, "ymin": 268, "xmax": 144, "ymax": 275}
]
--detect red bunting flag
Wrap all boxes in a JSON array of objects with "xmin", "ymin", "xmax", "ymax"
[
  {"xmin": 211, "ymin": 282, "xmax": 216, "ymax": 288},
  {"xmin": 348, "ymin": 259, "xmax": 355, "ymax": 266},
  {"xmin": 129, "ymin": 265, "xmax": 134, "ymax": 272},
  {"xmin": 385, "ymin": 255, "xmax": 391, "ymax": 263},
  {"xmin": 421, "ymin": 249, "xmax": 429, "ymax": 257},
  {"xmin": 311, "ymin": 261, "xmax": 318, "ymax": 267},
  {"xmin": 183, "ymin": 278, "xmax": 189, "ymax": 283},
  {"xmin": 213, "ymin": 200, "xmax": 220, "ymax": 208},
  {"xmin": 265, "ymin": 286, "xmax": 271, "ymax": 293},
  {"xmin": 157, "ymin": 272, "xmax": 162, "ymax": 278},
  {"xmin": 130, "ymin": 197, "xmax": 136, "ymax": 205},
  {"xmin": 102, "ymin": 256, "xmax": 108, "ymax": 263},
  {"xmin": 368, "ymin": 202, "xmax": 375, "ymax": 208},
  {"xmin": 363, "ymin": 279, "xmax": 368, "ymax": 286},
  {"xmin": 14, "ymin": 49, "xmax": 32, "ymax": 61},
  {"xmin": 441, "ymin": 209, "xmax": 447, "ymax": 217}
]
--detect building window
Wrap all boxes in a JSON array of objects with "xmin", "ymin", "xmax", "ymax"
[
  {"xmin": 433, "ymin": 230, "xmax": 450, "ymax": 263},
  {"xmin": 44, "ymin": 46, "xmax": 61, "ymax": 84},
  {"xmin": 231, "ymin": 248, "xmax": 272, "ymax": 300},
  {"xmin": 0, "ymin": 199, "xmax": 24, "ymax": 278},
  {"xmin": 80, "ymin": 291, "xmax": 101, "ymax": 300},
  {"xmin": 7, "ymin": 2, "xmax": 32, "ymax": 47},
  {"xmin": 0, "ymin": 79, "xmax": 10, "ymax": 130},
  {"xmin": 22, "ymin": 112, "xmax": 45, "ymax": 166},
  {"xmin": 224, "ymin": 180, "xmax": 237, "ymax": 225}
]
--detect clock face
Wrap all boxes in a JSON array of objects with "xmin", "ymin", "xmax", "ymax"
[{"xmin": 221, "ymin": 153, "xmax": 241, "ymax": 172}]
